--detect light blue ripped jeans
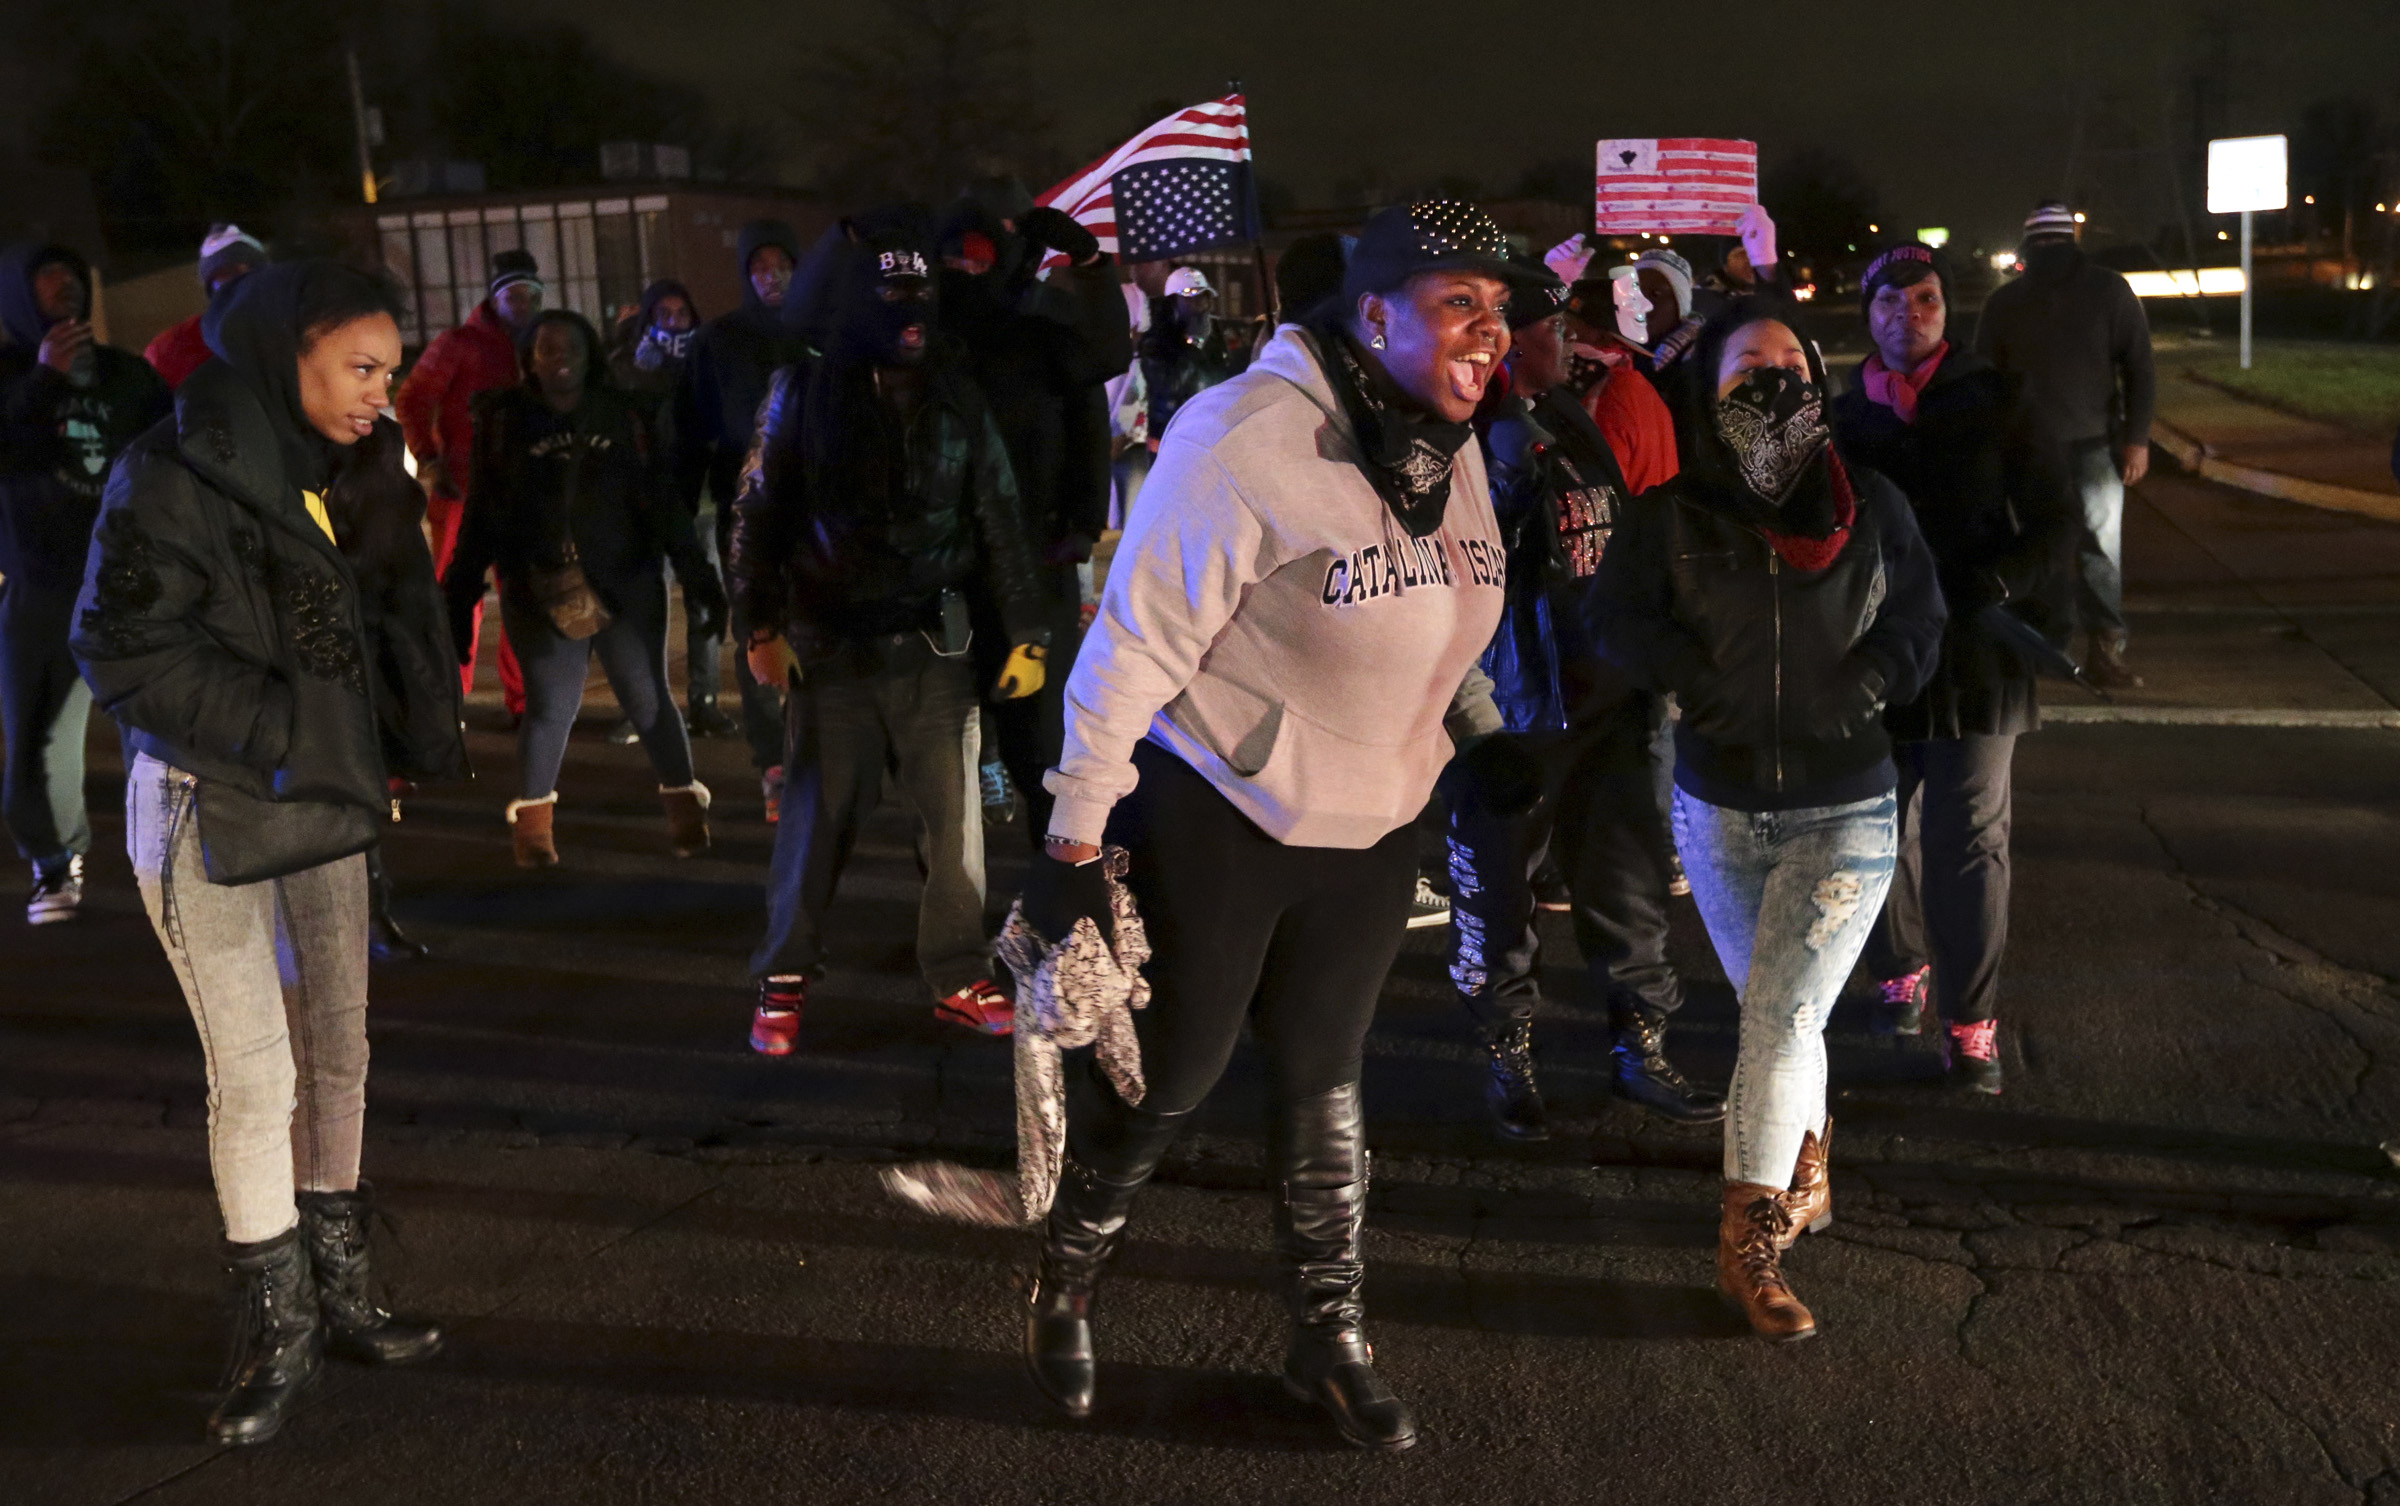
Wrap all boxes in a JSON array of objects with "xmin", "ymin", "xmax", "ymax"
[{"xmin": 1672, "ymin": 788, "xmax": 1898, "ymax": 1189}]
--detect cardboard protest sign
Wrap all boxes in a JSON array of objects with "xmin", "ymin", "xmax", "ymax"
[{"xmin": 1594, "ymin": 139, "xmax": 1757, "ymax": 234}]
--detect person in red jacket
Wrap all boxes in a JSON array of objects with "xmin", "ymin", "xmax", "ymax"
[
  {"xmin": 142, "ymin": 224, "xmax": 264, "ymax": 390},
  {"xmin": 397, "ymin": 250, "xmax": 543, "ymax": 709}
]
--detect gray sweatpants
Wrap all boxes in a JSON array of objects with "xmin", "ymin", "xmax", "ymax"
[{"xmin": 127, "ymin": 754, "xmax": 370, "ymax": 1243}]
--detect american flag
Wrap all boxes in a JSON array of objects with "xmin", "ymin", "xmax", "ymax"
[
  {"xmin": 1593, "ymin": 138, "xmax": 1757, "ymax": 234},
  {"xmin": 1036, "ymin": 94, "xmax": 1260, "ymax": 263}
]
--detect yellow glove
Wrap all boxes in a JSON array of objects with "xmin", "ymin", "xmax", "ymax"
[
  {"xmin": 746, "ymin": 632, "xmax": 801, "ymax": 688},
  {"xmin": 994, "ymin": 641, "xmax": 1046, "ymax": 701}
]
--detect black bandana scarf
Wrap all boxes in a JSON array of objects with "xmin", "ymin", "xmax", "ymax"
[
  {"xmin": 1324, "ymin": 335, "xmax": 1472, "ymax": 539},
  {"xmin": 1716, "ymin": 366, "xmax": 1829, "ymax": 507}
]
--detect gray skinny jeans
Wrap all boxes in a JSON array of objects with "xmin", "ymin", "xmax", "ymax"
[
  {"xmin": 1673, "ymin": 788, "xmax": 1898, "ymax": 1189},
  {"xmin": 127, "ymin": 754, "xmax": 370, "ymax": 1243}
]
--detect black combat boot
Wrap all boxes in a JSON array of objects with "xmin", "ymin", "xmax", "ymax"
[
  {"xmin": 1272, "ymin": 1081, "xmax": 1417, "ymax": 1452},
  {"xmin": 1609, "ymin": 1000, "xmax": 1725, "ymax": 1124},
  {"xmin": 296, "ymin": 1184, "xmax": 444, "ymax": 1365},
  {"xmin": 206, "ymin": 1225, "xmax": 323, "ymax": 1446},
  {"xmin": 1479, "ymin": 1016, "xmax": 1549, "ymax": 1141},
  {"xmin": 1026, "ymin": 1074, "xmax": 1190, "ymax": 1419}
]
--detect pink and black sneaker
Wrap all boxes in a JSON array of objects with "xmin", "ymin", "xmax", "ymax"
[
  {"xmin": 750, "ymin": 977, "xmax": 805, "ymax": 1055},
  {"xmin": 1875, "ymin": 966, "xmax": 1931, "ymax": 1037},
  {"xmin": 1946, "ymin": 1019, "xmax": 2001, "ymax": 1095}
]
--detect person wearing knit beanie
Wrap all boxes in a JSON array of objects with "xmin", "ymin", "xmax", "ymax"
[
  {"xmin": 2022, "ymin": 200, "xmax": 2080, "ymax": 243},
  {"xmin": 487, "ymin": 250, "xmax": 544, "ymax": 329},
  {"xmin": 197, "ymin": 224, "xmax": 265, "ymax": 296}
]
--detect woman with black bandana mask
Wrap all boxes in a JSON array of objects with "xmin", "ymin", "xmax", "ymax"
[
  {"xmin": 1010, "ymin": 202, "xmax": 1528, "ymax": 1451},
  {"xmin": 73, "ymin": 261, "xmax": 448, "ymax": 1446},
  {"xmin": 1590, "ymin": 309, "xmax": 1946, "ymax": 1343}
]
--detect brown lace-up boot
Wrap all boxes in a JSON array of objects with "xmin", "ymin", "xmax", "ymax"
[
  {"xmin": 1775, "ymin": 1118, "xmax": 1833, "ymax": 1250},
  {"xmin": 1718, "ymin": 1182, "xmax": 1816, "ymax": 1342}
]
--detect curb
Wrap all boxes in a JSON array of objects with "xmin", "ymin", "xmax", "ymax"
[
  {"xmin": 2041, "ymin": 704, "xmax": 2400, "ymax": 728},
  {"xmin": 2152, "ymin": 417, "xmax": 2400, "ymax": 525}
]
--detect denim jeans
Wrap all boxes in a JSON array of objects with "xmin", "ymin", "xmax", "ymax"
[
  {"xmin": 2068, "ymin": 440, "xmax": 2126, "ymax": 639},
  {"xmin": 501, "ymin": 566, "xmax": 696, "ymax": 802},
  {"xmin": 751, "ymin": 634, "xmax": 989, "ymax": 1000},
  {"xmin": 1672, "ymin": 788, "xmax": 1898, "ymax": 1188},
  {"xmin": 127, "ymin": 755, "xmax": 370, "ymax": 1243},
  {"xmin": 0, "ymin": 580, "xmax": 94, "ymax": 872}
]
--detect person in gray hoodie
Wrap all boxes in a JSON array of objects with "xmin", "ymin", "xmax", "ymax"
[{"xmin": 1014, "ymin": 201, "xmax": 1538, "ymax": 1453}]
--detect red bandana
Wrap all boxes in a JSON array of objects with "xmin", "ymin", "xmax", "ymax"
[
  {"xmin": 1860, "ymin": 341, "xmax": 1949, "ymax": 424},
  {"xmin": 1763, "ymin": 449, "xmax": 1858, "ymax": 573}
]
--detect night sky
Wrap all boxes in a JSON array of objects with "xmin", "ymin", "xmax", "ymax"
[{"xmin": 522, "ymin": 0, "xmax": 2391, "ymax": 253}]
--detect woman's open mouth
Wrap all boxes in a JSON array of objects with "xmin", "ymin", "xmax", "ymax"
[
  {"xmin": 898, "ymin": 325, "xmax": 926, "ymax": 349},
  {"xmin": 1447, "ymin": 350, "xmax": 1495, "ymax": 403}
]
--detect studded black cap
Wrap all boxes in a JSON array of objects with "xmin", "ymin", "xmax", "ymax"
[{"xmin": 1341, "ymin": 200, "xmax": 1545, "ymax": 303}]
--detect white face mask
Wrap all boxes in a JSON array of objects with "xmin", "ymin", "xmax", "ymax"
[{"xmin": 1607, "ymin": 267, "xmax": 1653, "ymax": 347}]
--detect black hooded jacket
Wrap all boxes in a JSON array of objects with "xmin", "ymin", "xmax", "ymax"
[
  {"xmin": 1973, "ymin": 241, "xmax": 2156, "ymax": 449},
  {"xmin": 1831, "ymin": 346, "xmax": 2075, "ymax": 740},
  {"xmin": 936, "ymin": 204, "xmax": 1131, "ymax": 561},
  {"xmin": 70, "ymin": 265, "xmax": 401, "ymax": 882},
  {"xmin": 1590, "ymin": 360, "xmax": 1947, "ymax": 813},
  {"xmin": 609, "ymin": 279, "xmax": 705, "ymax": 514},
  {"xmin": 0, "ymin": 243, "xmax": 172, "ymax": 590},
  {"xmin": 688, "ymin": 221, "xmax": 807, "ymax": 508}
]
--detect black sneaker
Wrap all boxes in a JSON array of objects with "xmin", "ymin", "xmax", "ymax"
[
  {"xmin": 686, "ymin": 701, "xmax": 739, "ymax": 738},
  {"xmin": 606, "ymin": 718, "xmax": 641, "ymax": 746},
  {"xmin": 1405, "ymin": 875, "xmax": 1452, "ymax": 930},
  {"xmin": 1532, "ymin": 861, "xmax": 1572, "ymax": 913},
  {"xmin": 27, "ymin": 857, "xmax": 82, "ymax": 925}
]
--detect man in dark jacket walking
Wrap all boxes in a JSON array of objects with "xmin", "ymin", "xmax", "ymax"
[
  {"xmin": 1138, "ymin": 267, "xmax": 1246, "ymax": 445},
  {"xmin": 1839, "ymin": 244, "xmax": 2075, "ymax": 1093},
  {"xmin": 1974, "ymin": 201, "xmax": 2155, "ymax": 689},
  {"xmin": 729, "ymin": 210, "xmax": 1052, "ymax": 1053},
  {"xmin": 937, "ymin": 183, "xmax": 1132, "ymax": 846},
  {"xmin": 0, "ymin": 241, "xmax": 171, "ymax": 922},
  {"xmin": 1445, "ymin": 269, "xmax": 1719, "ymax": 1138},
  {"xmin": 690, "ymin": 221, "xmax": 807, "ymax": 803}
]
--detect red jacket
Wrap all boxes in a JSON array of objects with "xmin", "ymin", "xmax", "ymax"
[
  {"xmin": 397, "ymin": 301, "xmax": 520, "ymax": 498},
  {"xmin": 143, "ymin": 314, "xmax": 214, "ymax": 391},
  {"xmin": 1583, "ymin": 361, "xmax": 1679, "ymax": 495}
]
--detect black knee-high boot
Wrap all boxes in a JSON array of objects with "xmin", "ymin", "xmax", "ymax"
[
  {"xmin": 1271, "ymin": 1081, "xmax": 1417, "ymax": 1452},
  {"xmin": 1025, "ymin": 1065, "xmax": 1190, "ymax": 1418},
  {"xmin": 365, "ymin": 845, "xmax": 427, "ymax": 964}
]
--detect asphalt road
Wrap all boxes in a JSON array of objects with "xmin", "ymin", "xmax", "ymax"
[{"xmin": 5, "ymin": 465, "xmax": 2400, "ymax": 1506}]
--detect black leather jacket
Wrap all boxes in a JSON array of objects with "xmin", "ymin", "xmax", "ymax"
[
  {"xmin": 71, "ymin": 363, "xmax": 392, "ymax": 880},
  {"xmin": 727, "ymin": 346, "xmax": 1047, "ymax": 651},
  {"xmin": 1590, "ymin": 456, "xmax": 1947, "ymax": 811}
]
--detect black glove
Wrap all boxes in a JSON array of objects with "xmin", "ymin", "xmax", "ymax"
[
  {"xmin": 1018, "ymin": 206, "xmax": 1101, "ymax": 265},
  {"xmin": 1020, "ymin": 849, "xmax": 1115, "ymax": 950},
  {"xmin": 686, "ymin": 581, "xmax": 729, "ymax": 645},
  {"xmin": 445, "ymin": 586, "xmax": 481, "ymax": 668}
]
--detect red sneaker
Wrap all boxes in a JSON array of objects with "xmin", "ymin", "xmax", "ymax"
[
  {"xmin": 935, "ymin": 978, "xmax": 1014, "ymax": 1035},
  {"xmin": 750, "ymin": 977, "xmax": 805, "ymax": 1055}
]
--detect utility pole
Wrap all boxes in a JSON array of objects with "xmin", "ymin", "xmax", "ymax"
[
  {"xmin": 2239, "ymin": 208, "xmax": 2253, "ymax": 368},
  {"xmin": 345, "ymin": 49, "xmax": 378, "ymax": 206}
]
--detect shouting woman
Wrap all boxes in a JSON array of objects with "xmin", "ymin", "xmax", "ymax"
[
  {"xmin": 1592, "ymin": 308, "xmax": 1946, "ymax": 1342},
  {"xmin": 1015, "ymin": 202, "xmax": 1530, "ymax": 1450},
  {"xmin": 74, "ymin": 261, "xmax": 448, "ymax": 1444}
]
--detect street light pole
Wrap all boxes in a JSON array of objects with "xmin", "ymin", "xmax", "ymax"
[
  {"xmin": 2240, "ymin": 207, "xmax": 2253, "ymax": 369},
  {"xmin": 345, "ymin": 49, "xmax": 378, "ymax": 206}
]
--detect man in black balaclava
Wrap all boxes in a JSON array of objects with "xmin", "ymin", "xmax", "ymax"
[
  {"xmin": 936, "ymin": 177, "xmax": 1131, "ymax": 849},
  {"xmin": 728, "ymin": 206, "xmax": 1053, "ymax": 1053},
  {"xmin": 689, "ymin": 220, "xmax": 807, "ymax": 803},
  {"xmin": 608, "ymin": 279, "xmax": 730, "ymax": 736},
  {"xmin": 0, "ymin": 242, "xmax": 171, "ymax": 923}
]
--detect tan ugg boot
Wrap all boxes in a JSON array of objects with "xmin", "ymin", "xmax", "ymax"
[
  {"xmin": 660, "ymin": 781, "xmax": 711, "ymax": 858},
  {"xmin": 506, "ymin": 794, "xmax": 558, "ymax": 869}
]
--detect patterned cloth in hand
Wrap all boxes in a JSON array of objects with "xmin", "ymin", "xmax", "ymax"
[{"xmin": 880, "ymin": 847, "xmax": 1151, "ymax": 1226}]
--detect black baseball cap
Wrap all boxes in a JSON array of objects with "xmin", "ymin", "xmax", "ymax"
[{"xmin": 1341, "ymin": 201, "xmax": 1546, "ymax": 303}]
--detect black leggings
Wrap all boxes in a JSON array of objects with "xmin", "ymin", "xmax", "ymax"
[{"xmin": 1108, "ymin": 741, "xmax": 1418, "ymax": 1114}]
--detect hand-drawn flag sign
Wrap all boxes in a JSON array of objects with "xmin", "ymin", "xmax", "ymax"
[{"xmin": 1593, "ymin": 138, "xmax": 1758, "ymax": 234}]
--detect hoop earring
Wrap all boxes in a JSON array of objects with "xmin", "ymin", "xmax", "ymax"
[{"xmin": 1369, "ymin": 332, "xmax": 1387, "ymax": 350}]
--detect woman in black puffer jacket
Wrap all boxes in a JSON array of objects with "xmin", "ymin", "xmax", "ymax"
[
  {"xmin": 1590, "ymin": 303, "xmax": 1946, "ymax": 1344},
  {"xmin": 1833, "ymin": 245, "xmax": 2075, "ymax": 1096},
  {"xmin": 73, "ymin": 261, "xmax": 448, "ymax": 1447}
]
